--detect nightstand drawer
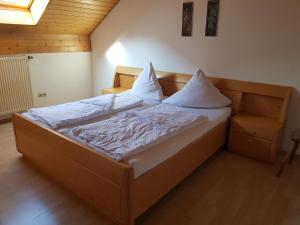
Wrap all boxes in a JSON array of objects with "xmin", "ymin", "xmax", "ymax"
[
  {"xmin": 229, "ymin": 132, "xmax": 272, "ymax": 161},
  {"xmin": 231, "ymin": 114, "xmax": 281, "ymax": 140},
  {"xmin": 231, "ymin": 121, "xmax": 271, "ymax": 140}
]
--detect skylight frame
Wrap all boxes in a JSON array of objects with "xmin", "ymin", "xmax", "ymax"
[
  {"xmin": 0, "ymin": 0, "xmax": 49, "ymax": 25},
  {"xmin": 0, "ymin": 0, "xmax": 33, "ymax": 9}
]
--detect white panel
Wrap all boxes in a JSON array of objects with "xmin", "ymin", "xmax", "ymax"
[{"xmin": 0, "ymin": 55, "xmax": 33, "ymax": 115}]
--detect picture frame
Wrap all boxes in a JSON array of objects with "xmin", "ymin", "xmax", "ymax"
[
  {"xmin": 205, "ymin": 0, "xmax": 220, "ymax": 36},
  {"xmin": 182, "ymin": 2, "xmax": 194, "ymax": 37}
]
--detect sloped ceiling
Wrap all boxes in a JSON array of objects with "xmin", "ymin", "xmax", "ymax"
[{"xmin": 0, "ymin": 0, "xmax": 119, "ymax": 54}]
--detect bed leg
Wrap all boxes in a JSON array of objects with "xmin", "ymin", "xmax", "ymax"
[
  {"xmin": 122, "ymin": 214, "xmax": 134, "ymax": 225},
  {"xmin": 128, "ymin": 218, "xmax": 135, "ymax": 225}
]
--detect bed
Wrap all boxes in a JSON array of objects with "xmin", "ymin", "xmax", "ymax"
[{"xmin": 12, "ymin": 66, "xmax": 292, "ymax": 225}]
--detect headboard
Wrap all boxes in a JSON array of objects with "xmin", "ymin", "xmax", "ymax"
[{"xmin": 113, "ymin": 66, "xmax": 292, "ymax": 123}]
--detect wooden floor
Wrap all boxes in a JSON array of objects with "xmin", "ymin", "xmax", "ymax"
[{"xmin": 0, "ymin": 123, "xmax": 300, "ymax": 225}]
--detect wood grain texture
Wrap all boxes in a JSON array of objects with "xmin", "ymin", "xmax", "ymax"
[
  {"xmin": 132, "ymin": 122, "xmax": 227, "ymax": 217},
  {"xmin": 229, "ymin": 114, "xmax": 284, "ymax": 162},
  {"xmin": 12, "ymin": 113, "xmax": 132, "ymax": 225},
  {"xmin": 101, "ymin": 87, "xmax": 129, "ymax": 94},
  {"xmin": 219, "ymin": 89, "xmax": 242, "ymax": 114},
  {"xmin": 114, "ymin": 65, "xmax": 292, "ymax": 118},
  {"xmin": 2, "ymin": 122, "xmax": 300, "ymax": 225},
  {"xmin": 115, "ymin": 66, "xmax": 292, "ymax": 98},
  {"xmin": 113, "ymin": 66, "xmax": 292, "ymax": 163},
  {"xmin": 0, "ymin": 0, "xmax": 119, "ymax": 54},
  {"xmin": 11, "ymin": 66, "xmax": 293, "ymax": 225},
  {"xmin": 242, "ymin": 93, "xmax": 283, "ymax": 120},
  {"xmin": 230, "ymin": 114, "xmax": 282, "ymax": 140},
  {"xmin": 12, "ymin": 111, "xmax": 228, "ymax": 225},
  {"xmin": 12, "ymin": 67, "xmax": 231, "ymax": 225},
  {"xmin": 0, "ymin": 33, "xmax": 91, "ymax": 54}
]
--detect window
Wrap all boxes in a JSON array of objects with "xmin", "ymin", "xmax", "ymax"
[{"xmin": 0, "ymin": 0, "xmax": 49, "ymax": 25}]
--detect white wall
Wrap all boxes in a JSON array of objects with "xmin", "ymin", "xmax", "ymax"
[
  {"xmin": 91, "ymin": 0, "xmax": 300, "ymax": 151},
  {"xmin": 28, "ymin": 52, "xmax": 93, "ymax": 107}
]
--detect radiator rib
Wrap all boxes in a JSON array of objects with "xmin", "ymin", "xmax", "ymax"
[{"xmin": 0, "ymin": 56, "xmax": 33, "ymax": 116}]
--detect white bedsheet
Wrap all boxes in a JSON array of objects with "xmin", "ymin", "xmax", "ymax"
[
  {"xmin": 61, "ymin": 104, "xmax": 208, "ymax": 160},
  {"xmin": 24, "ymin": 94, "xmax": 143, "ymax": 129},
  {"xmin": 125, "ymin": 107, "xmax": 231, "ymax": 178}
]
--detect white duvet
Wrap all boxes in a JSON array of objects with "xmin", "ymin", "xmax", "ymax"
[
  {"xmin": 27, "ymin": 94, "xmax": 143, "ymax": 129},
  {"xmin": 61, "ymin": 104, "xmax": 208, "ymax": 160}
]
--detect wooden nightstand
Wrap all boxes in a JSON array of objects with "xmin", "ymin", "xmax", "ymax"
[
  {"xmin": 101, "ymin": 87, "xmax": 129, "ymax": 95},
  {"xmin": 228, "ymin": 113, "xmax": 283, "ymax": 162}
]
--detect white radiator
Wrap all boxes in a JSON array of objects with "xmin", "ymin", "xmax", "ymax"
[{"xmin": 0, "ymin": 56, "xmax": 33, "ymax": 116}]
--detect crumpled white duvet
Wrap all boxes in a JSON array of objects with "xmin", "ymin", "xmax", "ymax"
[
  {"xmin": 62, "ymin": 104, "xmax": 208, "ymax": 160},
  {"xmin": 28, "ymin": 94, "xmax": 143, "ymax": 129}
]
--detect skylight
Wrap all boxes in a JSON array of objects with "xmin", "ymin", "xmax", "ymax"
[
  {"xmin": 0, "ymin": 0, "xmax": 49, "ymax": 25},
  {"xmin": 0, "ymin": 0, "xmax": 33, "ymax": 8}
]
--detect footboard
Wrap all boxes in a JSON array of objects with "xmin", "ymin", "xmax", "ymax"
[
  {"xmin": 131, "ymin": 121, "xmax": 228, "ymax": 218},
  {"xmin": 12, "ymin": 113, "xmax": 133, "ymax": 225}
]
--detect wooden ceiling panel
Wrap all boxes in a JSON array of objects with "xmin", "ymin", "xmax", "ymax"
[
  {"xmin": 0, "ymin": 0, "xmax": 119, "ymax": 35},
  {"xmin": 0, "ymin": 33, "xmax": 91, "ymax": 54},
  {"xmin": 0, "ymin": 0, "xmax": 119, "ymax": 54}
]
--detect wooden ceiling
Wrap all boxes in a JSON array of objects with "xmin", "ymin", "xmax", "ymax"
[{"xmin": 0, "ymin": 0, "xmax": 119, "ymax": 54}]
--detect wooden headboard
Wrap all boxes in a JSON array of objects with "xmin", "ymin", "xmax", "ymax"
[{"xmin": 113, "ymin": 66, "xmax": 292, "ymax": 123}]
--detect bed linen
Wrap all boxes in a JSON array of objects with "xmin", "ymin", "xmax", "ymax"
[
  {"xmin": 163, "ymin": 68, "xmax": 231, "ymax": 108},
  {"xmin": 61, "ymin": 104, "xmax": 208, "ymax": 161},
  {"xmin": 131, "ymin": 62, "xmax": 164, "ymax": 101},
  {"xmin": 125, "ymin": 107, "xmax": 231, "ymax": 178},
  {"xmin": 24, "ymin": 94, "xmax": 143, "ymax": 129},
  {"xmin": 22, "ymin": 95, "xmax": 230, "ymax": 178}
]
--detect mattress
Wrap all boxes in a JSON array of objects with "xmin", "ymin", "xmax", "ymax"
[{"xmin": 125, "ymin": 107, "xmax": 231, "ymax": 178}]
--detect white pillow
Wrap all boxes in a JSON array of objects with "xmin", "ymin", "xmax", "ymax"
[
  {"xmin": 131, "ymin": 62, "xmax": 163, "ymax": 101},
  {"xmin": 163, "ymin": 69, "xmax": 231, "ymax": 108}
]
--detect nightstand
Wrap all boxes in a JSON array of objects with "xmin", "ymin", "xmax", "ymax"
[
  {"xmin": 228, "ymin": 113, "xmax": 283, "ymax": 162},
  {"xmin": 101, "ymin": 87, "xmax": 129, "ymax": 95}
]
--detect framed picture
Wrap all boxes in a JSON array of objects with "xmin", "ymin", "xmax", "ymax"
[
  {"xmin": 205, "ymin": 0, "xmax": 220, "ymax": 36},
  {"xmin": 182, "ymin": 2, "xmax": 194, "ymax": 37}
]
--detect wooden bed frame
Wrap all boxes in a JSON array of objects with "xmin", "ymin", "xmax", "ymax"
[{"xmin": 12, "ymin": 66, "xmax": 292, "ymax": 225}]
